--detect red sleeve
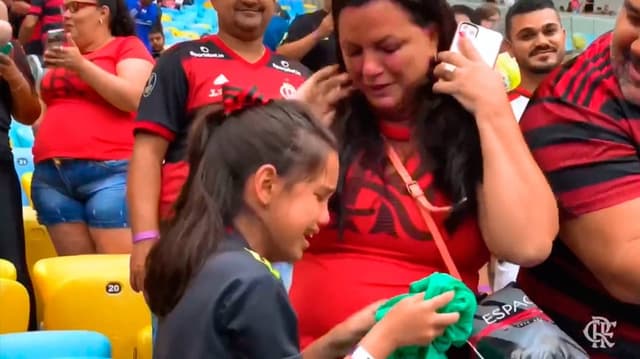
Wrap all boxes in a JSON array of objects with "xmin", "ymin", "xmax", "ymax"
[
  {"xmin": 520, "ymin": 96, "xmax": 640, "ymax": 218},
  {"xmin": 117, "ymin": 36, "xmax": 155, "ymax": 63}
]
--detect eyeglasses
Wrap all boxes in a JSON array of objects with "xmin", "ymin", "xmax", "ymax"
[{"xmin": 63, "ymin": 1, "xmax": 98, "ymax": 13}]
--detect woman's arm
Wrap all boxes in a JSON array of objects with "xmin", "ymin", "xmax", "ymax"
[
  {"xmin": 432, "ymin": 36, "xmax": 557, "ymax": 267},
  {"xmin": 5, "ymin": 44, "xmax": 41, "ymax": 124},
  {"xmin": 75, "ymin": 57, "xmax": 153, "ymax": 112},
  {"xmin": 474, "ymin": 101, "xmax": 557, "ymax": 267}
]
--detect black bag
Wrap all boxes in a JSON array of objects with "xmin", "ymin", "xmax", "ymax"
[{"xmin": 469, "ymin": 283, "xmax": 588, "ymax": 358}]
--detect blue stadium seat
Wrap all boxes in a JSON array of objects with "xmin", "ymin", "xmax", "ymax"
[
  {"xmin": 11, "ymin": 146, "xmax": 34, "ymax": 206},
  {"xmin": 8, "ymin": 120, "xmax": 34, "ymax": 148},
  {"xmin": 0, "ymin": 330, "xmax": 111, "ymax": 359}
]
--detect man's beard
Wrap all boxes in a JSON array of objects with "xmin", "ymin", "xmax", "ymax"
[
  {"xmin": 525, "ymin": 62, "xmax": 559, "ymax": 75},
  {"xmin": 612, "ymin": 49, "xmax": 640, "ymax": 105}
]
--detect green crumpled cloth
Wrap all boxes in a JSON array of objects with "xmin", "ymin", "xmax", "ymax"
[{"xmin": 374, "ymin": 273, "xmax": 477, "ymax": 359}]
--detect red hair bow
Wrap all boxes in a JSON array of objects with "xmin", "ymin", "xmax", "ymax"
[{"xmin": 222, "ymin": 84, "xmax": 269, "ymax": 115}]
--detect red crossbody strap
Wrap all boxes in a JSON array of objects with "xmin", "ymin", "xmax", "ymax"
[{"xmin": 385, "ymin": 142, "xmax": 462, "ymax": 280}]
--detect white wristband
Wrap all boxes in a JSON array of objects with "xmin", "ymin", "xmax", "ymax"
[{"xmin": 351, "ymin": 346, "xmax": 375, "ymax": 359}]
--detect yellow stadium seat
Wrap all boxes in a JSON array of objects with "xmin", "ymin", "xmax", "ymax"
[
  {"xmin": 0, "ymin": 278, "xmax": 30, "ymax": 333},
  {"xmin": 572, "ymin": 33, "xmax": 588, "ymax": 51},
  {"xmin": 167, "ymin": 27, "xmax": 181, "ymax": 37},
  {"xmin": 32, "ymin": 255, "xmax": 151, "ymax": 359},
  {"xmin": 23, "ymin": 207, "xmax": 56, "ymax": 279},
  {"xmin": 192, "ymin": 23, "xmax": 212, "ymax": 31},
  {"xmin": 0, "ymin": 259, "xmax": 16, "ymax": 281},
  {"xmin": 181, "ymin": 31, "xmax": 200, "ymax": 40},
  {"xmin": 495, "ymin": 52, "xmax": 521, "ymax": 92},
  {"xmin": 20, "ymin": 172, "xmax": 33, "ymax": 208},
  {"xmin": 135, "ymin": 325, "xmax": 153, "ymax": 359},
  {"xmin": 22, "ymin": 206, "xmax": 56, "ymax": 325}
]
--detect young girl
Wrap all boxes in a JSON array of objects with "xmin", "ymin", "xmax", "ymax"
[{"xmin": 145, "ymin": 98, "xmax": 460, "ymax": 359}]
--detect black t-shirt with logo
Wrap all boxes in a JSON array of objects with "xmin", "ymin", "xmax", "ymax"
[
  {"xmin": 281, "ymin": 10, "xmax": 336, "ymax": 73},
  {"xmin": 154, "ymin": 231, "xmax": 302, "ymax": 359}
]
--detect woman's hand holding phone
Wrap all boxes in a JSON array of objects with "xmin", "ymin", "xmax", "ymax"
[
  {"xmin": 432, "ymin": 32, "xmax": 508, "ymax": 115},
  {"xmin": 43, "ymin": 32, "xmax": 86, "ymax": 72}
]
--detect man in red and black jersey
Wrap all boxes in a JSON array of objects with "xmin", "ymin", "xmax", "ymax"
[
  {"xmin": 518, "ymin": 1, "xmax": 640, "ymax": 356},
  {"xmin": 127, "ymin": 0, "xmax": 310, "ymax": 292},
  {"xmin": 17, "ymin": 0, "xmax": 63, "ymax": 56}
]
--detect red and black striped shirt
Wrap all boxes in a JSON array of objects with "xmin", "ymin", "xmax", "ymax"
[
  {"xmin": 519, "ymin": 32, "xmax": 640, "ymax": 358},
  {"xmin": 28, "ymin": 0, "xmax": 63, "ymax": 54}
]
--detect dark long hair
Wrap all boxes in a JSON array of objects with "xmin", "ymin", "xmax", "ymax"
[
  {"xmin": 331, "ymin": 0, "xmax": 482, "ymax": 232},
  {"xmin": 100, "ymin": 0, "xmax": 135, "ymax": 36},
  {"xmin": 145, "ymin": 101, "xmax": 337, "ymax": 317}
]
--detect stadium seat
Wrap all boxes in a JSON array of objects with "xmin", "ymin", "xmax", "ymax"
[
  {"xmin": 8, "ymin": 121, "xmax": 34, "ymax": 149},
  {"xmin": 0, "ymin": 258, "xmax": 16, "ymax": 281},
  {"xmin": 495, "ymin": 52, "xmax": 521, "ymax": 92},
  {"xmin": 135, "ymin": 325, "xmax": 153, "ymax": 359},
  {"xmin": 181, "ymin": 31, "xmax": 200, "ymax": 40},
  {"xmin": 24, "ymin": 205, "xmax": 55, "ymax": 325},
  {"xmin": 21, "ymin": 172, "xmax": 33, "ymax": 208},
  {"xmin": 32, "ymin": 255, "xmax": 151, "ymax": 359},
  {"xmin": 0, "ymin": 278, "xmax": 30, "ymax": 333},
  {"xmin": 0, "ymin": 330, "xmax": 111, "ymax": 359},
  {"xmin": 11, "ymin": 146, "xmax": 34, "ymax": 206},
  {"xmin": 23, "ymin": 206, "xmax": 56, "ymax": 279}
]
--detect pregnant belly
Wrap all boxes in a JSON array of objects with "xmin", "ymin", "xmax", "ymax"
[{"xmin": 290, "ymin": 253, "xmax": 479, "ymax": 349}]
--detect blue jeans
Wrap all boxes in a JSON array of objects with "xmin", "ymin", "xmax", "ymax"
[{"xmin": 31, "ymin": 159, "xmax": 129, "ymax": 228}]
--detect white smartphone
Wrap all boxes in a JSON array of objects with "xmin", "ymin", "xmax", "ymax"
[{"xmin": 445, "ymin": 22, "xmax": 504, "ymax": 71}]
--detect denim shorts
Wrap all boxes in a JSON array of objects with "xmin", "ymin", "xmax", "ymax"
[{"xmin": 31, "ymin": 159, "xmax": 129, "ymax": 228}]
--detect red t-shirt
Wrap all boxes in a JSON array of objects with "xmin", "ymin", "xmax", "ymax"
[
  {"xmin": 290, "ymin": 149, "xmax": 489, "ymax": 351},
  {"xmin": 134, "ymin": 35, "xmax": 310, "ymax": 219},
  {"xmin": 33, "ymin": 36, "xmax": 154, "ymax": 163}
]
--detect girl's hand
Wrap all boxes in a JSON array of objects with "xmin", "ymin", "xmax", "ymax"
[{"xmin": 375, "ymin": 291, "xmax": 460, "ymax": 348}]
